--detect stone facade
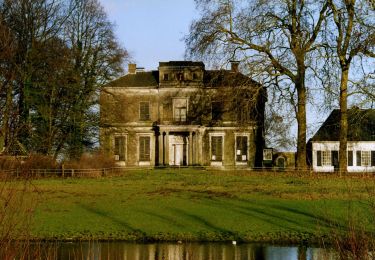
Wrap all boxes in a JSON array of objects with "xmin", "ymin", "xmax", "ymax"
[{"xmin": 100, "ymin": 61, "xmax": 266, "ymax": 168}]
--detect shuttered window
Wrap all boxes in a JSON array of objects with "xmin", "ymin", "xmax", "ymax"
[
  {"xmin": 114, "ymin": 136, "xmax": 126, "ymax": 161},
  {"xmin": 236, "ymin": 136, "xmax": 248, "ymax": 161},
  {"xmin": 139, "ymin": 102, "xmax": 150, "ymax": 121},
  {"xmin": 211, "ymin": 136, "xmax": 223, "ymax": 161},
  {"xmin": 139, "ymin": 136, "xmax": 150, "ymax": 161},
  {"xmin": 372, "ymin": 151, "xmax": 375, "ymax": 167},
  {"xmin": 348, "ymin": 151, "xmax": 353, "ymax": 166}
]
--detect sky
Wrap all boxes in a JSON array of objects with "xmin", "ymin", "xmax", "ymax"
[{"xmin": 99, "ymin": 0, "xmax": 198, "ymax": 71}]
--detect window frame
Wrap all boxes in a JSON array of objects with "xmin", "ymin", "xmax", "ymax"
[
  {"xmin": 209, "ymin": 133, "xmax": 225, "ymax": 166},
  {"xmin": 113, "ymin": 134, "xmax": 127, "ymax": 162},
  {"xmin": 321, "ymin": 150, "xmax": 331, "ymax": 166},
  {"xmin": 173, "ymin": 98, "xmax": 188, "ymax": 122},
  {"xmin": 138, "ymin": 135, "xmax": 151, "ymax": 163},
  {"xmin": 362, "ymin": 151, "xmax": 371, "ymax": 167},
  {"xmin": 235, "ymin": 133, "xmax": 250, "ymax": 165}
]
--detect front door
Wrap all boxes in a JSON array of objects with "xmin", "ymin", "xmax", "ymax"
[{"xmin": 169, "ymin": 135, "xmax": 188, "ymax": 166}]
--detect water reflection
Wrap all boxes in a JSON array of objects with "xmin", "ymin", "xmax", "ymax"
[{"xmin": 56, "ymin": 242, "xmax": 337, "ymax": 260}]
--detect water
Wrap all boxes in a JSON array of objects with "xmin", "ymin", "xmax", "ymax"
[{"xmin": 54, "ymin": 242, "xmax": 337, "ymax": 260}]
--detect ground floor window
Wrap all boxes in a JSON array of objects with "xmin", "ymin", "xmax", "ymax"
[
  {"xmin": 236, "ymin": 136, "xmax": 248, "ymax": 161},
  {"xmin": 114, "ymin": 136, "xmax": 126, "ymax": 161},
  {"xmin": 317, "ymin": 150, "xmax": 331, "ymax": 166},
  {"xmin": 139, "ymin": 136, "xmax": 150, "ymax": 162},
  {"xmin": 362, "ymin": 151, "xmax": 371, "ymax": 166},
  {"xmin": 211, "ymin": 136, "xmax": 223, "ymax": 161}
]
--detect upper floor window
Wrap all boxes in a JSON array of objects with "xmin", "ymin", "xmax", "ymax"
[
  {"xmin": 139, "ymin": 102, "xmax": 150, "ymax": 121},
  {"xmin": 163, "ymin": 73, "xmax": 169, "ymax": 81},
  {"xmin": 211, "ymin": 102, "xmax": 223, "ymax": 121},
  {"xmin": 173, "ymin": 98, "xmax": 188, "ymax": 122},
  {"xmin": 193, "ymin": 72, "xmax": 199, "ymax": 80}
]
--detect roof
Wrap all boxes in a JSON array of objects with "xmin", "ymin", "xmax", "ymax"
[
  {"xmin": 203, "ymin": 70, "xmax": 260, "ymax": 88},
  {"xmin": 311, "ymin": 108, "xmax": 375, "ymax": 141},
  {"xmin": 106, "ymin": 71, "xmax": 159, "ymax": 88},
  {"xmin": 159, "ymin": 61, "xmax": 205, "ymax": 67},
  {"xmin": 104, "ymin": 61, "xmax": 261, "ymax": 88}
]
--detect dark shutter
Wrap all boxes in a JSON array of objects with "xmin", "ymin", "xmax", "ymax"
[
  {"xmin": 139, "ymin": 137, "xmax": 150, "ymax": 161},
  {"xmin": 356, "ymin": 151, "xmax": 361, "ymax": 166},
  {"xmin": 317, "ymin": 151, "xmax": 322, "ymax": 166},
  {"xmin": 331, "ymin": 151, "xmax": 339, "ymax": 169},
  {"xmin": 140, "ymin": 102, "xmax": 150, "ymax": 121},
  {"xmin": 348, "ymin": 151, "xmax": 353, "ymax": 166},
  {"xmin": 371, "ymin": 151, "xmax": 375, "ymax": 167}
]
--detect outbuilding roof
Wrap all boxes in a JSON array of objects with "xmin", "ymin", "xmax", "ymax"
[{"xmin": 311, "ymin": 108, "xmax": 375, "ymax": 141}]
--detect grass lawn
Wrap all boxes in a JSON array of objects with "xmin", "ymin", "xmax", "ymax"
[{"xmin": 6, "ymin": 169, "xmax": 375, "ymax": 243}]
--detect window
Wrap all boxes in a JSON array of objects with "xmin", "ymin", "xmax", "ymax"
[
  {"xmin": 139, "ymin": 102, "xmax": 150, "ymax": 121},
  {"xmin": 321, "ymin": 151, "xmax": 331, "ymax": 166},
  {"xmin": 348, "ymin": 150, "xmax": 353, "ymax": 166},
  {"xmin": 173, "ymin": 98, "xmax": 188, "ymax": 122},
  {"xmin": 193, "ymin": 72, "xmax": 199, "ymax": 80},
  {"xmin": 211, "ymin": 136, "xmax": 223, "ymax": 161},
  {"xmin": 211, "ymin": 102, "xmax": 223, "ymax": 121},
  {"xmin": 236, "ymin": 136, "xmax": 248, "ymax": 161},
  {"xmin": 139, "ymin": 136, "xmax": 150, "ymax": 162},
  {"xmin": 263, "ymin": 149, "xmax": 273, "ymax": 161},
  {"xmin": 114, "ymin": 136, "xmax": 126, "ymax": 161},
  {"xmin": 362, "ymin": 151, "xmax": 371, "ymax": 166},
  {"xmin": 163, "ymin": 73, "xmax": 169, "ymax": 81},
  {"xmin": 372, "ymin": 151, "xmax": 375, "ymax": 167},
  {"xmin": 176, "ymin": 73, "xmax": 184, "ymax": 81}
]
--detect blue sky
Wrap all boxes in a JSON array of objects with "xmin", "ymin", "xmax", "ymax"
[{"xmin": 99, "ymin": 0, "xmax": 197, "ymax": 71}]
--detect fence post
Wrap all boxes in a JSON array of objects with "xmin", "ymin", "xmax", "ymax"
[
  {"xmin": 62, "ymin": 164, "xmax": 65, "ymax": 178},
  {"xmin": 71, "ymin": 169, "xmax": 74, "ymax": 177}
]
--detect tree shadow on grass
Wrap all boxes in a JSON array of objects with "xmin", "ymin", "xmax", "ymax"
[
  {"xmin": 78, "ymin": 203, "xmax": 143, "ymax": 233},
  {"xmin": 208, "ymin": 197, "xmax": 347, "ymax": 232}
]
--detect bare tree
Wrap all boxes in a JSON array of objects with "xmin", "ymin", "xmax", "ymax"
[
  {"xmin": 186, "ymin": 0, "xmax": 330, "ymax": 169},
  {"xmin": 326, "ymin": 0, "xmax": 375, "ymax": 172},
  {"xmin": 63, "ymin": 0, "xmax": 128, "ymax": 159}
]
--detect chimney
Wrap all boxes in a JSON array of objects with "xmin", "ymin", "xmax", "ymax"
[
  {"xmin": 230, "ymin": 61, "xmax": 239, "ymax": 73},
  {"xmin": 128, "ymin": 63, "xmax": 136, "ymax": 74}
]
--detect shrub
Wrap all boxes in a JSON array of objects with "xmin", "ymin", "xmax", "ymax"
[{"xmin": 63, "ymin": 152, "xmax": 117, "ymax": 169}]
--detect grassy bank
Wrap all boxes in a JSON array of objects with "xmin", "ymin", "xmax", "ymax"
[{"xmin": 6, "ymin": 169, "xmax": 375, "ymax": 243}]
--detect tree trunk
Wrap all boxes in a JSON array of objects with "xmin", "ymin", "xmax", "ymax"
[
  {"xmin": 2, "ymin": 82, "xmax": 13, "ymax": 152},
  {"xmin": 296, "ymin": 87, "xmax": 307, "ymax": 170},
  {"xmin": 339, "ymin": 67, "xmax": 349, "ymax": 173},
  {"xmin": 295, "ymin": 68, "xmax": 307, "ymax": 170}
]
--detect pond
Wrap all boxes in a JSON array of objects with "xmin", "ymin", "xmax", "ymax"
[{"xmin": 52, "ymin": 242, "xmax": 337, "ymax": 260}]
